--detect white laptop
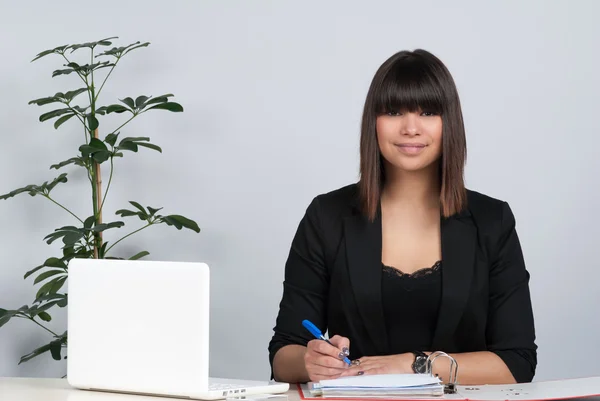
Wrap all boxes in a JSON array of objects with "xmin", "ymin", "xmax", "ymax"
[{"xmin": 67, "ymin": 258, "xmax": 289, "ymax": 400}]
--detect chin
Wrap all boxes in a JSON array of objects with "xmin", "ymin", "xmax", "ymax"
[{"xmin": 385, "ymin": 158, "xmax": 439, "ymax": 174}]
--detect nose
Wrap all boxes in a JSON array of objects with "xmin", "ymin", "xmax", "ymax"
[{"xmin": 401, "ymin": 113, "xmax": 419, "ymax": 136}]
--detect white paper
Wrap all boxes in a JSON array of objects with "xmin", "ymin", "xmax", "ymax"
[{"xmin": 319, "ymin": 374, "xmax": 442, "ymax": 388}]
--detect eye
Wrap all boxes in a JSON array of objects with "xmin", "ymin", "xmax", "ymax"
[
  {"xmin": 421, "ymin": 111, "xmax": 438, "ymax": 117},
  {"xmin": 386, "ymin": 111, "xmax": 401, "ymax": 116}
]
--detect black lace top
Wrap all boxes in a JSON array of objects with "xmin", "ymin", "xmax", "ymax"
[{"xmin": 381, "ymin": 261, "xmax": 442, "ymax": 354}]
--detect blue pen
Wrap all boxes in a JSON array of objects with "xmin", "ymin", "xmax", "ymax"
[{"xmin": 302, "ymin": 319, "xmax": 352, "ymax": 366}]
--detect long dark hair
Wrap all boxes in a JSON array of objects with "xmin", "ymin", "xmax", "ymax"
[{"xmin": 358, "ymin": 49, "xmax": 467, "ymax": 220}]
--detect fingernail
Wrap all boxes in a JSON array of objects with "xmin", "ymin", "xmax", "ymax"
[
  {"xmin": 342, "ymin": 347, "xmax": 349, "ymax": 356},
  {"xmin": 357, "ymin": 371, "xmax": 364, "ymax": 375}
]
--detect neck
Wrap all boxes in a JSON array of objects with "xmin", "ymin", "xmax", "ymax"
[{"xmin": 381, "ymin": 163, "xmax": 440, "ymax": 210}]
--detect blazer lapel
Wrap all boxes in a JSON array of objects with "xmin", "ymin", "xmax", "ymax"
[
  {"xmin": 431, "ymin": 213, "xmax": 477, "ymax": 351},
  {"xmin": 344, "ymin": 212, "xmax": 389, "ymax": 356}
]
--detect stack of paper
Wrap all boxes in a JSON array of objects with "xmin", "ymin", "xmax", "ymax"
[{"xmin": 309, "ymin": 374, "xmax": 444, "ymax": 398}]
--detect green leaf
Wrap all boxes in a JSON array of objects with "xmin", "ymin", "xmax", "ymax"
[
  {"xmin": 69, "ymin": 36, "xmax": 118, "ymax": 52},
  {"xmin": 147, "ymin": 206, "xmax": 163, "ymax": 216},
  {"xmin": 135, "ymin": 96, "xmax": 150, "ymax": 108},
  {"xmin": 143, "ymin": 94, "xmax": 174, "ymax": 108},
  {"xmin": 51, "ymin": 277, "xmax": 66, "ymax": 293},
  {"xmin": 87, "ymin": 115, "xmax": 99, "ymax": 131},
  {"xmin": 0, "ymin": 184, "xmax": 42, "ymax": 200},
  {"xmin": 96, "ymin": 41, "xmax": 150, "ymax": 58},
  {"xmin": 0, "ymin": 311, "xmax": 17, "ymax": 328},
  {"xmin": 84, "ymin": 216, "xmax": 96, "ymax": 229},
  {"xmin": 36, "ymin": 278, "xmax": 61, "ymax": 300},
  {"xmin": 31, "ymin": 45, "xmax": 69, "ymax": 62},
  {"xmin": 43, "ymin": 226, "xmax": 84, "ymax": 246},
  {"xmin": 1, "ymin": 174, "xmax": 67, "ymax": 200},
  {"xmin": 50, "ymin": 339, "xmax": 62, "ymax": 361},
  {"xmin": 123, "ymin": 42, "xmax": 150, "ymax": 56},
  {"xmin": 57, "ymin": 295, "xmax": 68, "ymax": 308},
  {"xmin": 52, "ymin": 67, "xmax": 78, "ymax": 78},
  {"xmin": 24, "ymin": 264, "xmax": 45, "ymax": 280},
  {"xmin": 114, "ymin": 209, "xmax": 139, "ymax": 218},
  {"xmin": 116, "ymin": 137, "xmax": 160, "ymax": 153},
  {"xmin": 105, "ymin": 132, "xmax": 120, "ymax": 147},
  {"xmin": 28, "ymin": 96, "xmax": 62, "ymax": 106},
  {"xmin": 34, "ymin": 294, "xmax": 67, "ymax": 305},
  {"xmin": 80, "ymin": 139, "xmax": 110, "ymax": 163},
  {"xmin": 129, "ymin": 251, "xmax": 149, "ymax": 260},
  {"xmin": 120, "ymin": 136, "xmax": 150, "ymax": 143},
  {"xmin": 99, "ymin": 241, "xmax": 109, "ymax": 259},
  {"xmin": 39, "ymin": 108, "xmax": 72, "ymax": 122},
  {"xmin": 43, "ymin": 173, "xmax": 68, "ymax": 192},
  {"xmin": 93, "ymin": 221, "xmax": 125, "ymax": 233},
  {"xmin": 50, "ymin": 157, "xmax": 85, "ymax": 170},
  {"xmin": 34, "ymin": 270, "xmax": 65, "ymax": 285},
  {"xmin": 120, "ymin": 97, "xmax": 135, "ymax": 109},
  {"xmin": 161, "ymin": 215, "xmax": 200, "ymax": 233},
  {"xmin": 54, "ymin": 113, "xmax": 76, "ymax": 129},
  {"xmin": 92, "ymin": 150, "xmax": 111, "ymax": 164},
  {"xmin": 147, "ymin": 102, "xmax": 184, "ymax": 112},
  {"xmin": 32, "ymin": 300, "xmax": 61, "ymax": 314},
  {"xmin": 129, "ymin": 201, "xmax": 148, "ymax": 216},
  {"xmin": 117, "ymin": 141, "xmax": 138, "ymax": 152},
  {"xmin": 64, "ymin": 88, "xmax": 88, "ymax": 102},
  {"xmin": 38, "ymin": 312, "xmax": 52, "ymax": 322},
  {"xmin": 136, "ymin": 142, "xmax": 162, "ymax": 153},
  {"xmin": 106, "ymin": 104, "xmax": 130, "ymax": 114},
  {"xmin": 45, "ymin": 257, "xmax": 68, "ymax": 269},
  {"xmin": 89, "ymin": 138, "xmax": 107, "ymax": 151},
  {"xmin": 19, "ymin": 340, "xmax": 56, "ymax": 364}
]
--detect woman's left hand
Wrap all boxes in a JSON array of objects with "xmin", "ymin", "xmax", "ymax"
[{"xmin": 339, "ymin": 353, "xmax": 414, "ymax": 376}]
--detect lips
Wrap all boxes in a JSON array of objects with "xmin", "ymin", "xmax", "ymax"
[
  {"xmin": 394, "ymin": 143, "xmax": 427, "ymax": 155},
  {"xmin": 395, "ymin": 143, "xmax": 426, "ymax": 148}
]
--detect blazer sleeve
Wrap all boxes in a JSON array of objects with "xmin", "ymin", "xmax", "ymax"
[
  {"xmin": 486, "ymin": 202, "xmax": 538, "ymax": 383},
  {"xmin": 268, "ymin": 196, "xmax": 330, "ymax": 377}
]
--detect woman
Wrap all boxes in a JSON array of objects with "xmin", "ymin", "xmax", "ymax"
[{"xmin": 268, "ymin": 49, "xmax": 537, "ymax": 385}]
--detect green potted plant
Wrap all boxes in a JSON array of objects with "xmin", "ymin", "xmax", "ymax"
[{"xmin": 0, "ymin": 36, "xmax": 200, "ymax": 365}]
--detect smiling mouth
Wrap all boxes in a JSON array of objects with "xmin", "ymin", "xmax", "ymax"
[
  {"xmin": 395, "ymin": 143, "xmax": 426, "ymax": 148},
  {"xmin": 394, "ymin": 143, "xmax": 427, "ymax": 154}
]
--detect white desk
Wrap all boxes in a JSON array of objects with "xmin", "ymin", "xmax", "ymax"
[{"xmin": 0, "ymin": 377, "xmax": 299, "ymax": 401}]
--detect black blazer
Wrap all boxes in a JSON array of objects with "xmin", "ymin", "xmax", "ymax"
[{"xmin": 268, "ymin": 184, "xmax": 537, "ymax": 383}]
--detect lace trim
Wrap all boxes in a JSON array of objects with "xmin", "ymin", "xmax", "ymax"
[{"xmin": 382, "ymin": 260, "xmax": 441, "ymax": 279}]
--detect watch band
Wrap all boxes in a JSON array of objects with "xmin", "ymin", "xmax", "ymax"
[{"xmin": 411, "ymin": 351, "xmax": 428, "ymax": 374}]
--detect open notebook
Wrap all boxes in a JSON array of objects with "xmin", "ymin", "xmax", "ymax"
[{"xmin": 298, "ymin": 375, "xmax": 600, "ymax": 401}]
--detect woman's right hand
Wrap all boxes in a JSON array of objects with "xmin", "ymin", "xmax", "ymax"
[{"xmin": 304, "ymin": 335, "xmax": 351, "ymax": 382}]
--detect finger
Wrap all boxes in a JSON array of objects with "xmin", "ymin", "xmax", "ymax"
[
  {"xmin": 308, "ymin": 365, "xmax": 346, "ymax": 379},
  {"xmin": 338, "ymin": 361, "xmax": 379, "ymax": 377},
  {"xmin": 307, "ymin": 339, "xmax": 349, "ymax": 362},
  {"xmin": 328, "ymin": 335, "xmax": 350, "ymax": 356},
  {"xmin": 305, "ymin": 351, "xmax": 350, "ymax": 369}
]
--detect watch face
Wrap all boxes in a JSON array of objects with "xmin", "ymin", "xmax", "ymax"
[{"xmin": 414, "ymin": 355, "xmax": 428, "ymax": 373}]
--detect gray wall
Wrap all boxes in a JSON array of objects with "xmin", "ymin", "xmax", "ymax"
[{"xmin": 0, "ymin": 0, "xmax": 598, "ymax": 382}]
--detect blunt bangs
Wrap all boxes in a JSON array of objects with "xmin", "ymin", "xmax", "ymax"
[{"xmin": 373, "ymin": 56, "xmax": 446, "ymax": 116}]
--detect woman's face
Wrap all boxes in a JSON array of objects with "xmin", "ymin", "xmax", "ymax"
[{"xmin": 376, "ymin": 109, "xmax": 443, "ymax": 173}]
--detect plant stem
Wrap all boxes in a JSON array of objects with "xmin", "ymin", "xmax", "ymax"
[
  {"xmin": 95, "ymin": 57, "xmax": 120, "ymax": 101},
  {"xmin": 26, "ymin": 316, "xmax": 59, "ymax": 337},
  {"xmin": 88, "ymin": 47, "xmax": 103, "ymax": 259},
  {"xmin": 105, "ymin": 223, "xmax": 153, "ymax": 255},
  {"xmin": 109, "ymin": 114, "xmax": 137, "ymax": 136},
  {"xmin": 60, "ymin": 54, "xmax": 87, "ymax": 87},
  {"xmin": 99, "ymin": 156, "xmax": 114, "ymax": 213},
  {"xmin": 44, "ymin": 195, "xmax": 84, "ymax": 224}
]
